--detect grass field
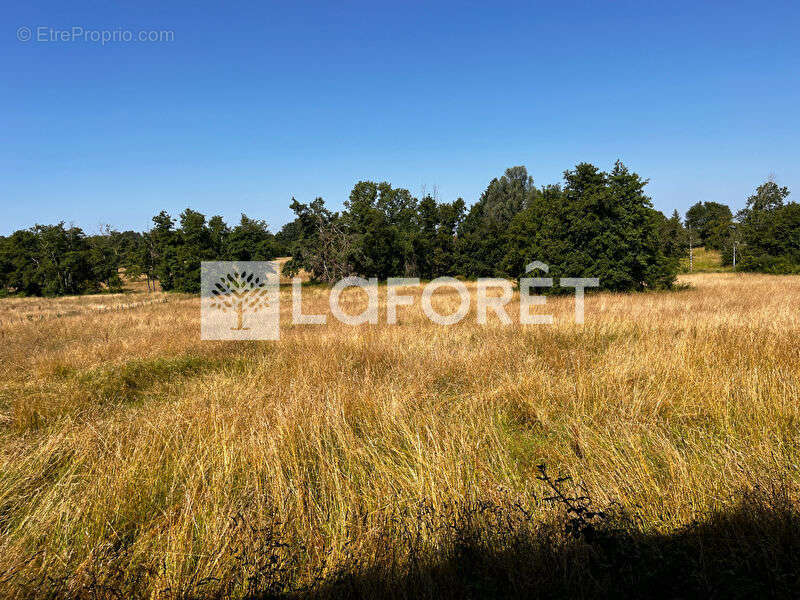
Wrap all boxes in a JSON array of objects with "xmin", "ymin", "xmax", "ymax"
[
  {"xmin": 679, "ymin": 246, "xmax": 730, "ymax": 273},
  {"xmin": 1, "ymin": 273, "xmax": 799, "ymax": 598}
]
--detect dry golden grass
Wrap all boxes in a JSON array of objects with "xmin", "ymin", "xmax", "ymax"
[
  {"xmin": 0, "ymin": 273, "xmax": 799, "ymax": 597},
  {"xmin": 0, "ymin": 291, "xmax": 173, "ymax": 326}
]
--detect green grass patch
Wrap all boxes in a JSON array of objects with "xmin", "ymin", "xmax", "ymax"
[
  {"xmin": 679, "ymin": 247, "xmax": 732, "ymax": 273},
  {"xmin": 76, "ymin": 355, "xmax": 249, "ymax": 403}
]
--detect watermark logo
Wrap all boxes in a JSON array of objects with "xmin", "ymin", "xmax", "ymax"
[
  {"xmin": 201, "ymin": 262, "xmax": 279, "ymax": 340},
  {"xmin": 16, "ymin": 26, "xmax": 174, "ymax": 45},
  {"xmin": 200, "ymin": 261, "xmax": 598, "ymax": 340}
]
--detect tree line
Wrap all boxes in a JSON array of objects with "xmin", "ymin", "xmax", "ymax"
[
  {"xmin": 281, "ymin": 161, "xmax": 678, "ymax": 292},
  {"xmin": 0, "ymin": 212, "xmax": 281, "ymax": 296},
  {"xmin": 650, "ymin": 179, "xmax": 798, "ymax": 273},
  {"xmin": 1, "ymin": 163, "xmax": 796, "ymax": 296}
]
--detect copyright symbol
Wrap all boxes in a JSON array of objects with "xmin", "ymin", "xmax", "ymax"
[{"xmin": 17, "ymin": 26, "xmax": 32, "ymax": 42}]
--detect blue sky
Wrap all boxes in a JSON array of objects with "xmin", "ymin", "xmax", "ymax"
[{"xmin": 2, "ymin": 1, "xmax": 799, "ymax": 235}]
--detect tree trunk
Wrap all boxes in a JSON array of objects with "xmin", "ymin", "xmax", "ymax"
[{"xmin": 234, "ymin": 303, "xmax": 245, "ymax": 330}]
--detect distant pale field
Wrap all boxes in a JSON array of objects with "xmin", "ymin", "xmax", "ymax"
[{"xmin": 0, "ymin": 272, "xmax": 798, "ymax": 597}]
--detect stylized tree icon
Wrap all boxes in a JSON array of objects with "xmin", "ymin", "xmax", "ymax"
[{"xmin": 210, "ymin": 270, "xmax": 272, "ymax": 330}]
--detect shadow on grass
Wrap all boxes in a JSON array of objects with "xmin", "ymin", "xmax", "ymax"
[
  {"xmin": 7, "ymin": 470, "xmax": 797, "ymax": 599},
  {"xmin": 246, "ymin": 478, "xmax": 799, "ymax": 600}
]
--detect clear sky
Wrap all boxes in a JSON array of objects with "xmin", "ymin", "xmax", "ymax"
[{"xmin": 2, "ymin": 1, "xmax": 799, "ymax": 235}]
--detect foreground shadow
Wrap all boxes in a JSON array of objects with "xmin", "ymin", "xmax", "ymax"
[{"xmin": 245, "ymin": 487, "xmax": 800, "ymax": 600}]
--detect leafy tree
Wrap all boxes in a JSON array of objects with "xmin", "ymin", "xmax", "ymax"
[
  {"xmin": 208, "ymin": 215, "xmax": 230, "ymax": 259},
  {"xmin": 0, "ymin": 229, "xmax": 43, "ymax": 295},
  {"xmin": 123, "ymin": 231, "xmax": 158, "ymax": 291},
  {"xmin": 735, "ymin": 180, "xmax": 799, "ymax": 272},
  {"xmin": 274, "ymin": 219, "xmax": 303, "ymax": 257},
  {"xmin": 456, "ymin": 166, "xmax": 535, "ymax": 277},
  {"xmin": 87, "ymin": 229, "xmax": 123, "ymax": 292},
  {"xmin": 282, "ymin": 198, "xmax": 356, "ymax": 282},
  {"xmin": 434, "ymin": 198, "xmax": 466, "ymax": 275},
  {"xmin": 737, "ymin": 180, "xmax": 791, "ymax": 256},
  {"xmin": 685, "ymin": 201, "xmax": 733, "ymax": 250},
  {"xmin": 34, "ymin": 224, "xmax": 97, "ymax": 295},
  {"xmin": 502, "ymin": 162, "xmax": 675, "ymax": 291},
  {"xmin": 0, "ymin": 224, "xmax": 114, "ymax": 296},
  {"xmin": 656, "ymin": 209, "xmax": 688, "ymax": 260},
  {"xmin": 150, "ymin": 211, "xmax": 178, "ymax": 291},
  {"xmin": 719, "ymin": 223, "xmax": 742, "ymax": 267},
  {"xmin": 225, "ymin": 215, "xmax": 275, "ymax": 261},
  {"xmin": 412, "ymin": 196, "xmax": 465, "ymax": 280},
  {"xmin": 144, "ymin": 210, "xmax": 278, "ymax": 293},
  {"xmin": 344, "ymin": 181, "xmax": 418, "ymax": 278},
  {"xmin": 172, "ymin": 209, "xmax": 214, "ymax": 293}
]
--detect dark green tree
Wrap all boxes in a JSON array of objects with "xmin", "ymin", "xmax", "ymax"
[
  {"xmin": 282, "ymin": 198, "xmax": 356, "ymax": 282},
  {"xmin": 274, "ymin": 219, "xmax": 303, "ymax": 256},
  {"xmin": 656, "ymin": 209, "xmax": 688, "ymax": 260},
  {"xmin": 208, "ymin": 215, "xmax": 230, "ymax": 259},
  {"xmin": 685, "ymin": 201, "xmax": 733, "ymax": 250},
  {"xmin": 412, "ymin": 196, "xmax": 465, "ymax": 279},
  {"xmin": 0, "ymin": 229, "xmax": 42, "ymax": 295},
  {"xmin": 502, "ymin": 162, "xmax": 675, "ymax": 291},
  {"xmin": 456, "ymin": 166, "xmax": 535, "ymax": 277},
  {"xmin": 736, "ymin": 180, "xmax": 798, "ymax": 272},
  {"xmin": 150, "ymin": 211, "xmax": 178, "ymax": 291},
  {"xmin": 173, "ymin": 209, "xmax": 215, "ymax": 293},
  {"xmin": 225, "ymin": 214, "xmax": 275, "ymax": 261},
  {"xmin": 123, "ymin": 231, "xmax": 158, "ymax": 291},
  {"xmin": 344, "ymin": 181, "xmax": 418, "ymax": 279},
  {"xmin": 87, "ymin": 229, "xmax": 123, "ymax": 292}
]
